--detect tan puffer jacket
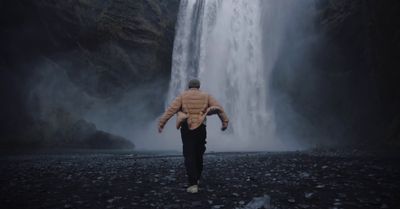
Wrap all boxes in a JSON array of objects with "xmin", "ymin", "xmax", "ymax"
[{"xmin": 158, "ymin": 88, "xmax": 229, "ymax": 130}]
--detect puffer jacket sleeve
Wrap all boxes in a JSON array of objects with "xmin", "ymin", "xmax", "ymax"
[
  {"xmin": 208, "ymin": 94, "xmax": 229, "ymax": 126},
  {"xmin": 158, "ymin": 95, "xmax": 182, "ymax": 129}
]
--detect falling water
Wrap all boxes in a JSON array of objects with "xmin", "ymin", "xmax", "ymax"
[{"xmin": 167, "ymin": 0, "xmax": 287, "ymax": 151}]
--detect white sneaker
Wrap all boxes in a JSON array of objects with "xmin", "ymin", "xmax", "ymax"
[{"xmin": 186, "ymin": 185, "xmax": 199, "ymax": 193}]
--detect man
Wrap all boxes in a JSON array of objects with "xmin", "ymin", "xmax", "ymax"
[{"xmin": 158, "ymin": 79, "xmax": 229, "ymax": 193}]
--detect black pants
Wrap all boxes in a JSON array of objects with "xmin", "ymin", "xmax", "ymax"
[{"xmin": 180, "ymin": 122, "xmax": 207, "ymax": 186}]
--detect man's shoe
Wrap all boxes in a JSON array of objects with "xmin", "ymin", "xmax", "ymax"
[{"xmin": 186, "ymin": 185, "xmax": 199, "ymax": 193}]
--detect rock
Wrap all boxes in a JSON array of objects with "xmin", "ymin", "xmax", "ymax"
[
  {"xmin": 241, "ymin": 195, "xmax": 271, "ymax": 209},
  {"xmin": 299, "ymin": 172, "xmax": 310, "ymax": 178},
  {"xmin": 298, "ymin": 204, "xmax": 310, "ymax": 208},
  {"xmin": 192, "ymin": 201, "xmax": 202, "ymax": 207},
  {"xmin": 165, "ymin": 204, "xmax": 180, "ymax": 209},
  {"xmin": 0, "ymin": 0, "xmax": 180, "ymax": 149},
  {"xmin": 333, "ymin": 202, "xmax": 342, "ymax": 206},
  {"xmin": 305, "ymin": 192, "xmax": 314, "ymax": 199}
]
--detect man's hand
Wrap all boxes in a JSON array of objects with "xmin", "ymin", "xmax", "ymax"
[
  {"xmin": 158, "ymin": 126, "xmax": 163, "ymax": 133},
  {"xmin": 221, "ymin": 122, "xmax": 228, "ymax": 131}
]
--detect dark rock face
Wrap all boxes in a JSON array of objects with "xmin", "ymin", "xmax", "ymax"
[
  {"xmin": 317, "ymin": 0, "xmax": 400, "ymax": 145},
  {"xmin": 7, "ymin": 0, "xmax": 179, "ymax": 98},
  {"xmin": 15, "ymin": 108, "xmax": 135, "ymax": 150},
  {"xmin": 318, "ymin": 0, "xmax": 400, "ymax": 144},
  {"xmin": 0, "ymin": 0, "xmax": 180, "ymax": 149},
  {"xmin": 271, "ymin": 0, "xmax": 400, "ymax": 147}
]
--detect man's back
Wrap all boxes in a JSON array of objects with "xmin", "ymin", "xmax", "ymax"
[
  {"xmin": 181, "ymin": 88, "xmax": 210, "ymax": 128},
  {"xmin": 158, "ymin": 88, "xmax": 228, "ymax": 131}
]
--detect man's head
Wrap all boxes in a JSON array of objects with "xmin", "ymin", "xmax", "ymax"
[{"xmin": 188, "ymin": 79, "xmax": 200, "ymax": 89}]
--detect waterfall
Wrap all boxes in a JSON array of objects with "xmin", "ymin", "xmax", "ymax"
[{"xmin": 167, "ymin": 0, "xmax": 283, "ymax": 150}]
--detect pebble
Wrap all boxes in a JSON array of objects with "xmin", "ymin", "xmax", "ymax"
[
  {"xmin": 305, "ymin": 192, "xmax": 314, "ymax": 199},
  {"xmin": 298, "ymin": 204, "xmax": 310, "ymax": 208}
]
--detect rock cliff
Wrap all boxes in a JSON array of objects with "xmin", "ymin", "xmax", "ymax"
[
  {"xmin": 0, "ymin": 0, "xmax": 180, "ymax": 149},
  {"xmin": 271, "ymin": 0, "xmax": 400, "ymax": 147}
]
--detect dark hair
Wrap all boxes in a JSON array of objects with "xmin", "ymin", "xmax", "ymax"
[{"xmin": 188, "ymin": 79, "xmax": 200, "ymax": 88}]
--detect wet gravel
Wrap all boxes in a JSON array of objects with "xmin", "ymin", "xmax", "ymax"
[{"xmin": 1, "ymin": 151, "xmax": 399, "ymax": 209}]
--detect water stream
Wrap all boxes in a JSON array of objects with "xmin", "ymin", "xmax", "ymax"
[{"xmin": 167, "ymin": 0, "xmax": 281, "ymax": 150}]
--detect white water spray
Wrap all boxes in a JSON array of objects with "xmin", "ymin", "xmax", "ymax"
[{"xmin": 166, "ymin": 0, "xmax": 288, "ymax": 151}]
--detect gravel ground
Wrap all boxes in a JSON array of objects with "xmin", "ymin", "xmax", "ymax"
[{"xmin": 1, "ymin": 151, "xmax": 399, "ymax": 209}]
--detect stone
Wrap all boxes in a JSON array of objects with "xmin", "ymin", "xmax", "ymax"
[
  {"xmin": 242, "ymin": 195, "xmax": 271, "ymax": 209},
  {"xmin": 298, "ymin": 204, "xmax": 310, "ymax": 209}
]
